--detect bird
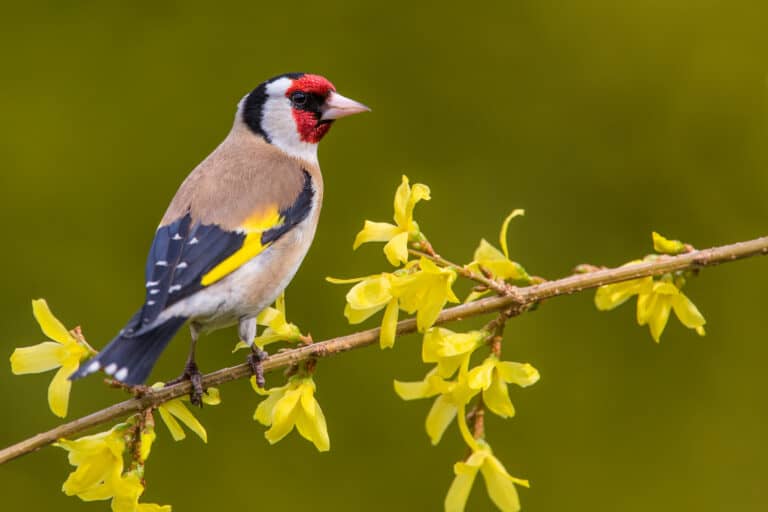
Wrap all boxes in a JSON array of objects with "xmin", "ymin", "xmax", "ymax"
[{"xmin": 69, "ymin": 73, "xmax": 369, "ymax": 402}]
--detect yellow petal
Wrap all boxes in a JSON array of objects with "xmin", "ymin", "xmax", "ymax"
[
  {"xmin": 636, "ymin": 290, "xmax": 655, "ymax": 326},
  {"xmin": 393, "ymin": 370, "xmax": 441, "ymax": 400},
  {"xmin": 393, "ymin": 175, "xmax": 412, "ymax": 227},
  {"xmin": 595, "ymin": 278, "xmax": 649, "ymax": 311},
  {"xmin": 496, "ymin": 362, "xmax": 540, "ymax": 387},
  {"xmin": 32, "ymin": 299, "xmax": 76, "ymax": 345},
  {"xmin": 648, "ymin": 295, "xmax": 673, "ymax": 343},
  {"xmin": 480, "ymin": 455, "xmax": 524, "ymax": 512},
  {"xmin": 467, "ymin": 358, "xmax": 495, "ymax": 390},
  {"xmin": 483, "ymin": 371, "xmax": 516, "ymax": 418},
  {"xmin": 325, "ymin": 275, "xmax": 369, "ymax": 285},
  {"xmin": 296, "ymin": 390, "xmax": 330, "ymax": 452},
  {"xmin": 264, "ymin": 387, "xmax": 301, "ymax": 444},
  {"xmin": 256, "ymin": 307, "xmax": 281, "ymax": 327},
  {"xmin": 254, "ymin": 387, "xmax": 286, "ymax": 425},
  {"xmin": 139, "ymin": 427, "xmax": 156, "ymax": 462},
  {"xmin": 163, "ymin": 399, "xmax": 208, "ymax": 443},
  {"xmin": 426, "ymin": 395, "xmax": 457, "ymax": 445},
  {"xmin": 652, "ymin": 231, "xmax": 687, "ymax": 255},
  {"xmin": 445, "ymin": 462, "xmax": 480, "ymax": 512},
  {"xmin": 439, "ymin": 331, "xmax": 484, "ymax": 358},
  {"xmin": 10, "ymin": 341, "xmax": 64, "ymax": 374},
  {"xmin": 345, "ymin": 274, "xmax": 393, "ymax": 311},
  {"xmin": 48, "ymin": 364, "xmax": 74, "ymax": 417},
  {"xmin": 671, "ymin": 293, "xmax": 706, "ymax": 330},
  {"xmin": 383, "ymin": 231, "xmax": 410, "ymax": 266},
  {"xmin": 499, "ymin": 209, "xmax": 525, "ymax": 259},
  {"xmin": 158, "ymin": 405, "xmax": 187, "ymax": 441},
  {"xmin": 379, "ymin": 299, "xmax": 399, "ymax": 349},
  {"xmin": 353, "ymin": 221, "xmax": 400, "ymax": 249}
]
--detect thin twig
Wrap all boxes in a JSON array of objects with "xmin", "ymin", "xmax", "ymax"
[{"xmin": 0, "ymin": 235, "xmax": 766, "ymax": 464}]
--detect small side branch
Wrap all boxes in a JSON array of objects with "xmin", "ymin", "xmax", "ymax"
[{"xmin": 0, "ymin": 235, "xmax": 765, "ymax": 464}]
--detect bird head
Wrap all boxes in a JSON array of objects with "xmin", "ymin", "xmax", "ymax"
[{"xmin": 241, "ymin": 73, "xmax": 370, "ymax": 163}]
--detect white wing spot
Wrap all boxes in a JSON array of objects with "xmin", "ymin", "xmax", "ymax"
[
  {"xmin": 169, "ymin": 285, "xmax": 182, "ymax": 293},
  {"xmin": 176, "ymin": 262, "xmax": 188, "ymax": 269},
  {"xmin": 156, "ymin": 260, "xmax": 168, "ymax": 267},
  {"xmin": 146, "ymin": 280, "xmax": 160, "ymax": 287},
  {"xmin": 149, "ymin": 289, "xmax": 160, "ymax": 295},
  {"xmin": 172, "ymin": 233, "xmax": 183, "ymax": 240},
  {"xmin": 147, "ymin": 300, "xmax": 156, "ymax": 306},
  {"xmin": 188, "ymin": 237, "xmax": 199, "ymax": 245},
  {"xmin": 115, "ymin": 367, "xmax": 129, "ymax": 381},
  {"xmin": 87, "ymin": 361, "xmax": 101, "ymax": 373},
  {"xmin": 104, "ymin": 363, "xmax": 118, "ymax": 375}
]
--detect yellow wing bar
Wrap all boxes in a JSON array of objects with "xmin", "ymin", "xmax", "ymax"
[{"xmin": 201, "ymin": 207, "xmax": 282, "ymax": 286}]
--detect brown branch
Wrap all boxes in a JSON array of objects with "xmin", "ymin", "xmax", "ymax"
[{"xmin": 1, "ymin": 235, "xmax": 766, "ymax": 465}]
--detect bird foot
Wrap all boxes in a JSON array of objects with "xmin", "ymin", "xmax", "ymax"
[
  {"xmin": 248, "ymin": 347, "xmax": 268, "ymax": 388},
  {"xmin": 166, "ymin": 360, "xmax": 205, "ymax": 407}
]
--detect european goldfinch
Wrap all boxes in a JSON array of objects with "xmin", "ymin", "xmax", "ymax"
[{"xmin": 70, "ymin": 73, "xmax": 369, "ymax": 400}]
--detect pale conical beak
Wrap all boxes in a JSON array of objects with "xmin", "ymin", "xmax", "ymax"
[{"xmin": 320, "ymin": 91, "xmax": 371, "ymax": 121}]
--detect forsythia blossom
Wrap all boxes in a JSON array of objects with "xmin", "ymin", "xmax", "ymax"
[
  {"xmin": 466, "ymin": 357, "xmax": 540, "ymax": 419},
  {"xmin": 394, "ymin": 368, "xmax": 478, "ymax": 445},
  {"xmin": 56, "ymin": 425, "xmax": 127, "ymax": 500},
  {"xmin": 445, "ymin": 441, "xmax": 529, "ymax": 512},
  {"xmin": 329, "ymin": 257, "xmax": 458, "ymax": 349},
  {"xmin": 595, "ymin": 232, "xmax": 706, "ymax": 342},
  {"xmin": 10, "ymin": 299, "xmax": 90, "ymax": 417},
  {"xmin": 253, "ymin": 376, "xmax": 330, "ymax": 452},
  {"xmin": 151, "ymin": 383, "xmax": 221, "ymax": 443},
  {"xmin": 353, "ymin": 175, "xmax": 431, "ymax": 266},
  {"xmin": 466, "ymin": 210, "xmax": 530, "ymax": 302}
]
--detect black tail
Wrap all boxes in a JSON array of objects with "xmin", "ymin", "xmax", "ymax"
[{"xmin": 70, "ymin": 316, "xmax": 187, "ymax": 385}]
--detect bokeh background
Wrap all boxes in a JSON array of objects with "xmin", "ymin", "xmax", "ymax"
[{"xmin": 1, "ymin": 1, "xmax": 767, "ymax": 510}]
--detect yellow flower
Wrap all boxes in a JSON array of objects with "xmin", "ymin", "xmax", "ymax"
[
  {"xmin": 445, "ymin": 441, "xmax": 529, "ymax": 512},
  {"xmin": 330, "ymin": 258, "xmax": 458, "ymax": 348},
  {"xmin": 466, "ymin": 357, "xmax": 540, "ymax": 419},
  {"xmin": 328, "ymin": 273, "xmax": 399, "ymax": 348},
  {"xmin": 233, "ymin": 293, "xmax": 303, "ymax": 351},
  {"xmin": 10, "ymin": 299, "xmax": 90, "ymax": 417},
  {"xmin": 353, "ymin": 175, "xmax": 431, "ymax": 266},
  {"xmin": 652, "ymin": 231, "xmax": 688, "ymax": 255},
  {"xmin": 394, "ymin": 368, "xmax": 478, "ymax": 445},
  {"xmin": 55, "ymin": 425, "xmax": 127, "ymax": 501},
  {"xmin": 151, "ymin": 383, "xmax": 221, "ymax": 443},
  {"xmin": 422, "ymin": 328, "xmax": 485, "ymax": 378},
  {"xmin": 466, "ymin": 210, "xmax": 530, "ymax": 302},
  {"xmin": 636, "ymin": 280, "xmax": 706, "ymax": 342},
  {"xmin": 109, "ymin": 471, "xmax": 171, "ymax": 512},
  {"xmin": 253, "ymin": 376, "xmax": 329, "ymax": 452},
  {"xmin": 596, "ymin": 272, "xmax": 706, "ymax": 342},
  {"xmin": 393, "ymin": 257, "xmax": 459, "ymax": 332}
]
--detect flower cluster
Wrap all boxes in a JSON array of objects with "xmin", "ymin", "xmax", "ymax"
[
  {"xmin": 56, "ymin": 420, "xmax": 170, "ymax": 511},
  {"xmin": 333, "ymin": 176, "xmax": 539, "ymax": 511},
  {"xmin": 595, "ymin": 232, "xmax": 706, "ymax": 342}
]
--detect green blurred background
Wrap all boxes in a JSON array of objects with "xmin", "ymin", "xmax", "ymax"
[{"xmin": 1, "ymin": 1, "xmax": 767, "ymax": 510}]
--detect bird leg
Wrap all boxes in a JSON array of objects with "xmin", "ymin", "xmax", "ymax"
[
  {"xmin": 240, "ymin": 317, "xmax": 268, "ymax": 388},
  {"xmin": 166, "ymin": 323, "xmax": 205, "ymax": 406}
]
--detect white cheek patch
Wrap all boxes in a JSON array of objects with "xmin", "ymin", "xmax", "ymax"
[{"xmin": 261, "ymin": 78, "xmax": 319, "ymax": 166}]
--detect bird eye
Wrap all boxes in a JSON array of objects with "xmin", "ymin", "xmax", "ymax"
[{"xmin": 291, "ymin": 91, "xmax": 308, "ymax": 107}]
